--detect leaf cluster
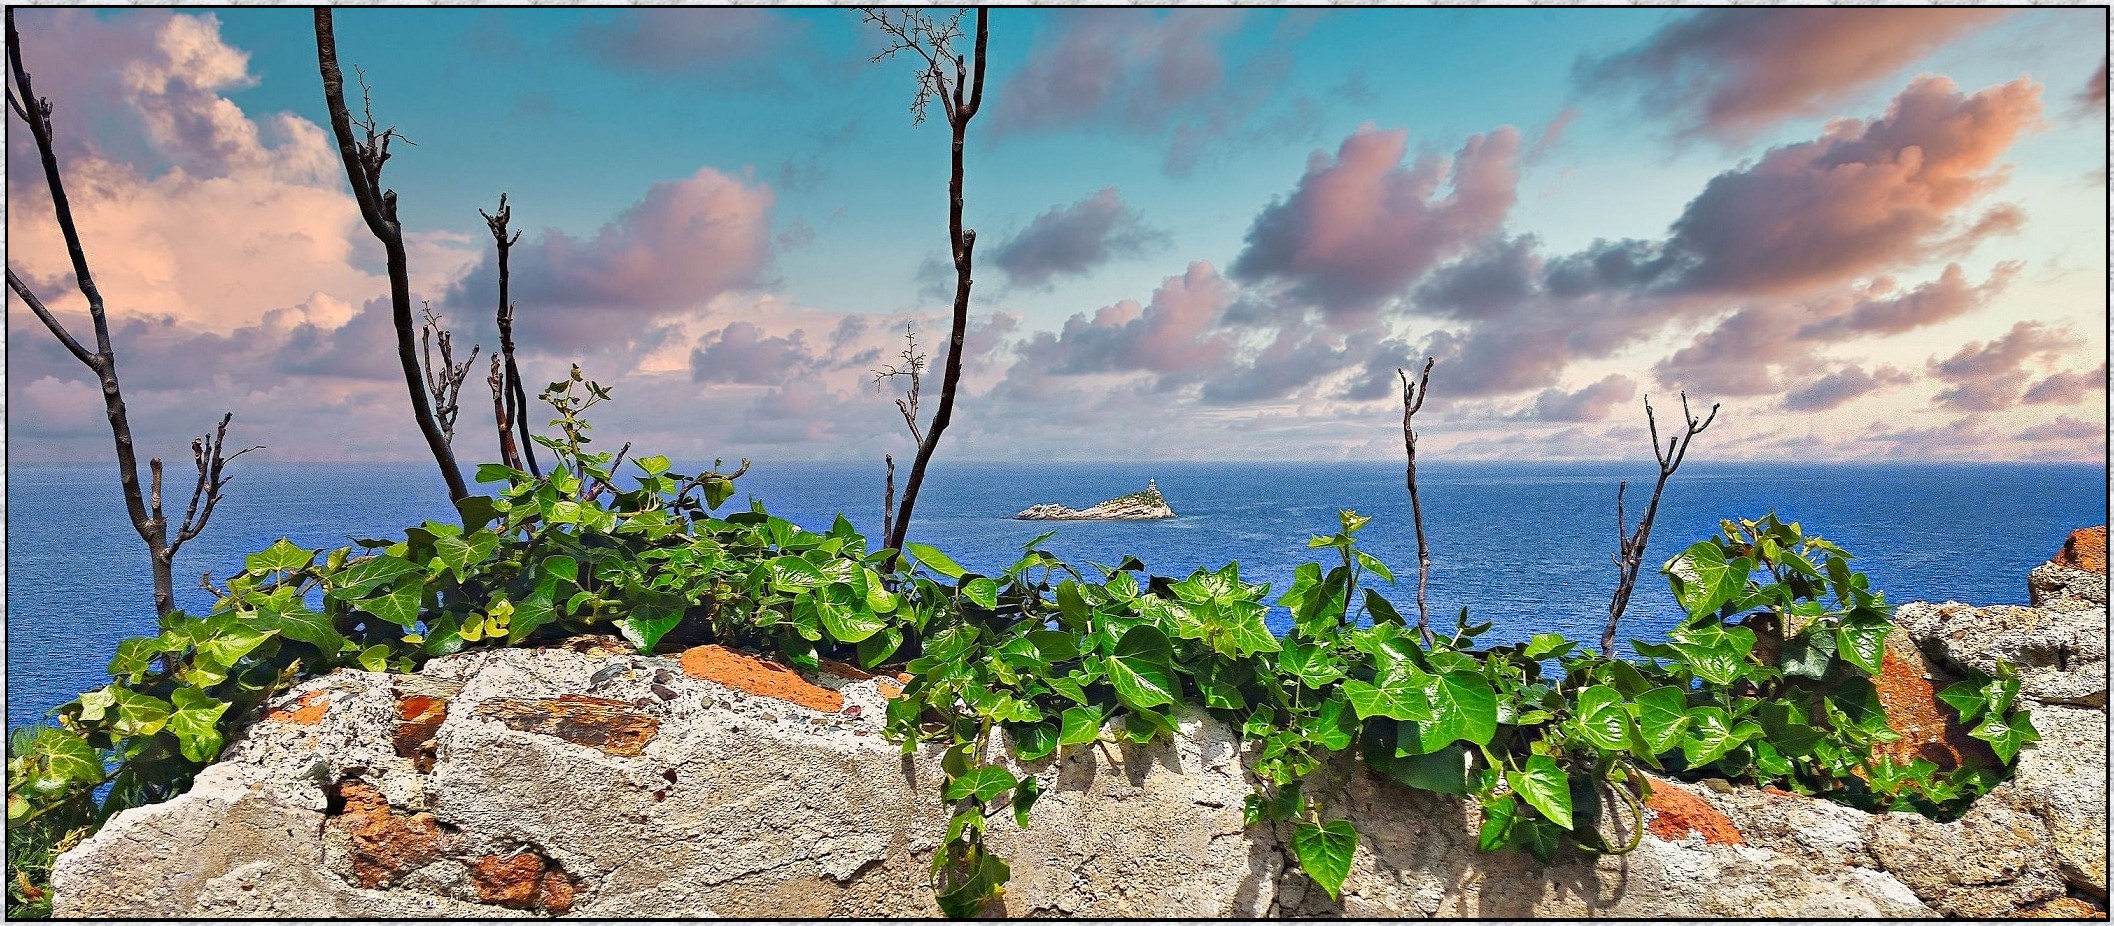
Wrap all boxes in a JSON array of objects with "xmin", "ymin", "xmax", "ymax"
[{"xmin": 5, "ymin": 407, "xmax": 2037, "ymax": 918}]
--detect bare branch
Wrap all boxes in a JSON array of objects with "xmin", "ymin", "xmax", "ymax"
[
  {"xmin": 866, "ymin": 7, "xmax": 990, "ymax": 556},
  {"xmin": 6, "ymin": 9, "xmax": 268, "ymax": 615},
  {"xmin": 6, "ymin": 269, "xmax": 95, "ymax": 367},
  {"xmin": 315, "ymin": 8, "xmax": 468, "ymax": 502},
  {"xmin": 481, "ymin": 192, "xmax": 538, "ymax": 476},
  {"xmin": 418, "ymin": 303, "xmax": 480, "ymax": 446},
  {"xmin": 1603, "ymin": 392, "xmax": 1721, "ymax": 656},
  {"xmin": 1398, "ymin": 358, "xmax": 1438, "ymax": 647},
  {"xmin": 873, "ymin": 323, "xmax": 927, "ymax": 445}
]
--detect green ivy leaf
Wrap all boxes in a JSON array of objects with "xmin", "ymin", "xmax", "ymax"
[
  {"xmin": 1757, "ymin": 700, "xmax": 1824, "ymax": 758},
  {"xmin": 105, "ymin": 687, "xmax": 173, "ymax": 738},
  {"xmin": 1523, "ymin": 632, "xmax": 1575, "ymax": 660},
  {"xmin": 1969, "ymin": 710, "xmax": 2038, "ymax": 763},
  {"xmin": 250, "ymin": 601, "xmax": 346, "ymax": 658},
  {"xmin": 1105, "ymin": 627, "xmax": 1180, "ymax": 712},
  {"xmin": 768, "ymin": 556, "xmax": 827, "ymax": 592},
  {"xmin": 1280, "ymin": 642, "xmax": 1347, "ymax": 690},
  {"xmin": 355, "ymin": 581, "xmax": 425, "ymax": 629},
  {"xmin": 326, "ymin": 553, "xmax": 420, "ymax": 599},
  {"xmin": 1506, "ymin": 754, "xmax": 1573, "ymax": 830},
  {"xmin": 166, "ymin": 686, "xmax": 230, "ymax": 763},
  {"xmin": 244, "ymin": 538, "xmax": 317, "ymax": 575},
  {"xmin": 1011, "ymin": 724, "xmax": 1057, "ymax": 762},
  {"xmin": 1477, "ymin": 792, "xmax": 1519, "ymax": 852},
  {"xmin": 1058, "ymin": 706, "xmax": 1106, "ymax": 746},
  {"xmin": 1780, "ymin": 629, "xmax": 1836, "ymax": 680},
  {"xmin": 1665, "ymin": 542, "xmax": 1749, "ymax": 620},
  {"xmin": 1011, "ymin": 775, "xmax": 1043, "ymax": 828},
  {"xmin": 905, "ymin": 542, "xmax": 966, "ymax": 580},
  {"xmin": 1309, "ymin": 693, "xmax": 1358, "ymax": 751},
  {"xmin": 1414, "ymin": 670, "xmax": 1498, "ymax": 751},
  {"xmin": 1570, "ymin": 685, "xmax": 1633, "ymax": 753},
  {"xmin": 1629, "ymin": 686, "xmax": 1691, "ymax": 756},
  {"xmin": 33, "ymin": 728, "xmax": 100, "ymax": 792},
  {"xmin": 944, "ymin": 765, "xmax": 1021, "ymax": 803},
  {"xmin": 619, "ymin": 609, "xmax": 685, "ymax": 654},
  {"xmin": 107, "ymin": 638, "xmax": 160, "ymax": 683},
  {"xmin": 1343, "ymin": 663, "xmax": 1432, "ymax": 723},
  {"xmin": 1834, "ymin": 613, "xmax": 1890, "ymax": 676},
  {"xmin": 1681, "ymin": 707, "xmax": 1761, "ymax": 767},
  {"xmin": 961, "ymin": 577, "xmax": 1001, "ymax": 611},
  {"xmin": 933, "ymin": 845, "xmax": 1009, "ymax": 918},
  {"xmin": 1937, "ymin": 679, "xmax": 1988, "ymax": 723},
  {"xmin": 1292, "ymin": 819, "xmax": 1358, "ymax": 900},
  {"xmin": 864, "ymin": 568, "xmax": 899, "ymax": 613}
]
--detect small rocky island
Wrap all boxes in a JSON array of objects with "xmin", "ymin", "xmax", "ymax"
[{"xmin": 1015, "ymin": 479, "xmax": 1175, "ymax": 520}]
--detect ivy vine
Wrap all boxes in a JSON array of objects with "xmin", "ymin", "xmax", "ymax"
[{"xmin": 5, "ymin": 385, "xmax": 2036, "ymax": 917}]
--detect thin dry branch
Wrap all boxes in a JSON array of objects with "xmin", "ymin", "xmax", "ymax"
[
  {"xmin": 315, "ymin": 9, "xmax": 468, "ymax": 502},
  {"xmin": 419, "ymin": 302, "xmax": 481, "ymax": 446},
  {"xmin": 8, "ymin": 10, "xmax": 254, "ymax": 615},
  {"xmin": 863, "ymin": 6, "xmax": 989, "ymax": 557},
  {"xmin": 1602, "ymin": 392, "xmax": 1720, "ymax": 656},
  {"xmin": 480, "ymin": 192, "xmax": 539, "ymax": 477},
  {"xmin": 1398, "ymin": 358, "xmax": 1437, "ymax": 646}
]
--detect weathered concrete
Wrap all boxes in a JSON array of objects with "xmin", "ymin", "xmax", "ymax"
[
  {"xmin": 52, "ymin": 553, "xmax": 2110, "ymax": 918},
  {"xmin": 1893, "ymin": 601, "xmax": 2108, "ymax": 708}
]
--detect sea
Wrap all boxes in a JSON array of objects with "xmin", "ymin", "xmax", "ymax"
[{"xmin": 5, "ymin": 459, "xmax": 2105, "ymax": 732}]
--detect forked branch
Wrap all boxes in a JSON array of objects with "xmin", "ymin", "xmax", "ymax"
[
  {"xmin": 1602, "ymin": 392, "xmax": 1720, "ymax": 656},
  {"xmin": 860, "ymin": 6, "xmax": 989, "ymax": 557},
  {"xmin": 1398, "ymin": 358, "xmax": 1437, "ymax": 646},
  {"xmin": 480, "ymin": 192, "xmax": 539, "ymax": 476},
  {"xmin": 419, "ymin": 303, "xmax": 480, "ymax": 446},
  {"xmin": 7, "ymin": 9, "xmax": 255, "ymax": 616},
  {"xmin": 315, "ymin": 8, "xmax": 468, "ymax": 502}
]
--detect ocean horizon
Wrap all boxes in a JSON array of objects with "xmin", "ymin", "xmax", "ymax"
[{"xmin": 6, "ymin": 458, "xmax": 2105, "ymax": 732}]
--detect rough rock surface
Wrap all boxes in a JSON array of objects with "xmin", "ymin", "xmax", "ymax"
[
  {"xmin": 1015, "ymin": 480, "xmax": 1175, "ymax": 520},
  {"xmin": 1892, "ymin": 601, "xmax": 2108, "ymax": 708},
  {"xmin": 53, "ymin": 549, "xmax": 2110, "ymax": 918}
]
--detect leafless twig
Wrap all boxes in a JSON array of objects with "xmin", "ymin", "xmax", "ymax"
[
  {"xmin": 859, "ymin": 6, "xmax": 989, "ymax": 557},
  {"xmin": 1398, "ymin": 358, "xmax": 1437, "ymax": 646},
  {"xmin": 1603, "ymin": 392, "xmax": 1720, "ymax": 656},
  {"xmin": 7, "ymin": 10, "xmax": 257, "ymax": 616},
  {"xmin": 479, "ymin": 192, "xmax": 540, "ymax": 476},
  {"xmin": 315, "ymin": 9, "xmax": 468, "ymax": 501},
  {"xmin": 419, "ymin": 302, "xmax": 480, "ymax": 446}
]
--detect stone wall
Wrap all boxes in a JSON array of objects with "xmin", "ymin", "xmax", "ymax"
[{"xmin": 52, "ymin": 534, "xmax": 2109, "ymax": 918}]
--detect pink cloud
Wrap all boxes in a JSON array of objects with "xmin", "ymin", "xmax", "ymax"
[
  {"xmin": 1527, "ymin": 374, "xmax": 1637, "ymax": 422},
  {"xmin": 1665, "ymin": 76, "xmax": 2042, "ymax": 296},
  {"xmin": 444, "ymin": 167, "xmax": 775, "ymax": 351},
  {"xmin": 990, "ymin": 10, "xmax": 1243, "ymax": 136},
  {"xmin": 1780, "ymin": 365, "xmax": 1915, "ymax": 412},
  {"xmin": 1015, "ymin": 261, "xmax": 1235, "ymax": 381},
  {"xmin": 1581, "ymin": 8, "xmax": 2007, "ymax": 141},
  {"xmin": 2079, "ymin": 57, "xmax": 2108, "ymax": 112},
  {"xmin": 1231, "ymin": 125, "xmax": 1521, "ymax": 320},
  {"xmin": 1929, "ymin": 321, "xmax": 2082, "ymax": 411},
  {"xmin": 1796, "ymin": 261, "xmax": 2021, "ymax": 339},
  {"xmin": 989, "ymin": 189, "xmax": 1166, "ymax": 289},
  {"xmin": 2022, "ymin": 362, "xmax": 2107, "ymax": 406}
]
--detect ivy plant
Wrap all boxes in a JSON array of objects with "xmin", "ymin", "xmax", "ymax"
[{"xmin": 5, "ymin": 397, "xmax": 2039, "ymax": 918}]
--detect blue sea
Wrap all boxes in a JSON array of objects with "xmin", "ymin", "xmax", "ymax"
[{"xmin": 6, "ymin": 459, "xmax": 2104, "ymax": 732}]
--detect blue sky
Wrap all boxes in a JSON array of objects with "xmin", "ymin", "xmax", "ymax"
[{"xmin": 7, "ymin": 7, "xmax": 2107, "ymax": 467}]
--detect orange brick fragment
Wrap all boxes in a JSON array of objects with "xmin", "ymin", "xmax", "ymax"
[
  {"xmin": 468, "ymin": 852, "xmax": 544, "ymax": 908},
  {"xmin": 1868, "ymin": 650, "xmax": 1996, "ymax": 773},
  {"xmin": 678, "ymin": 645, "xmax": 843, "ymax": 713},
  {"xmin": 1645, "ymin": 781, "xmax": 1744, "ymax": 846},
  {"xmin": 265, "ymin": 691, "xmax": 330, "ymax": 725},
  {"xmin": 2055, "ymin": 526, "xmax": 2108, "ymax": 574}
]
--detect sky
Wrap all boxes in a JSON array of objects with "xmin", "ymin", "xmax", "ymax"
[{"xmin": 5, "ymin": 7, "xmax": 2107, "ymax": 471}]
